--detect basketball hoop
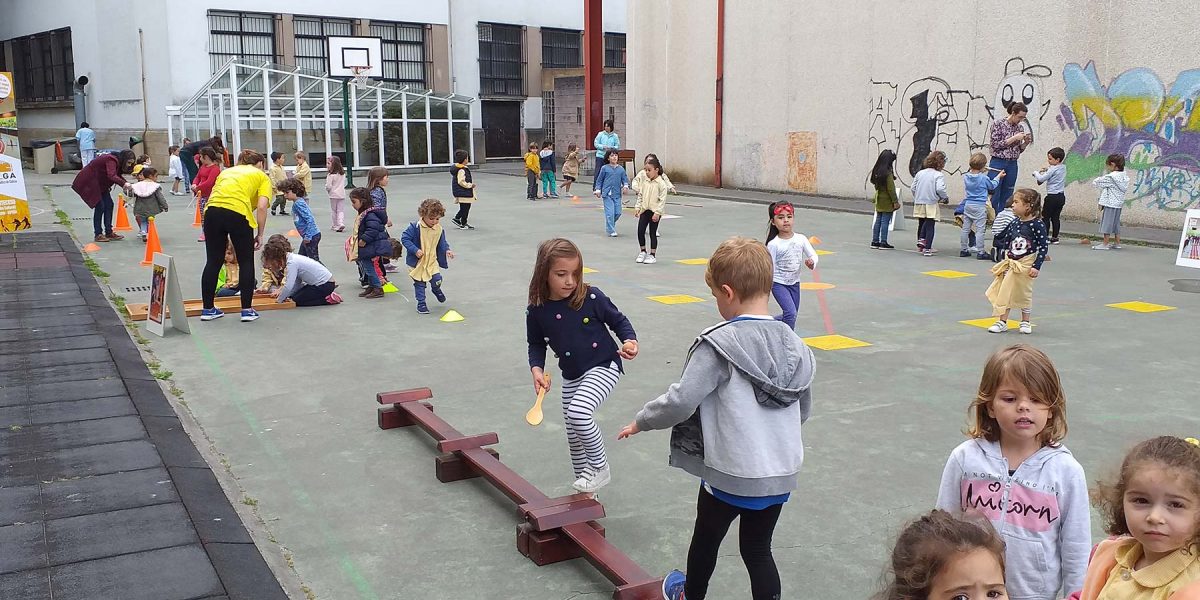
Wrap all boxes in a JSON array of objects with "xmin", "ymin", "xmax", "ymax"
[{"xmin": 350, "ymin": 66, "xmax": 372, "ymax": 87}]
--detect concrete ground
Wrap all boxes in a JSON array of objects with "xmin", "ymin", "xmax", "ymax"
[{"xmin": 30, "ymin": 169, "xmax": 1200, "ymax": 599}]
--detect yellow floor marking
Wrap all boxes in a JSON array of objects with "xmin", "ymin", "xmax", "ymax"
[
  {"xmin": 923, "ymin": 270, "xmax": 977, "ymax": 279},
  {"xmin": 675, "ymin": 258, "xmax": 709, "ymax": 265},
  {"xmin": 1106, "ymin": 301, "xmax": 1177, "ymax": 313},
  {"xmin": 800, "ymin": 282, "xmax": 835, "ymax": 290},
  {"xmin": 648, "ymin": 294, "xmax": 706, "ymax": 305},
  {"xmin": 959, "ymin": 317, "xmax": 1031, "ymax": 329},
  {"xmin": 583, "ymin": 267, "xmax": 598, "ymax": 274},
  {"xmin": 802, "ymin": 334, "xmax": 871, "ymax": 351},
  {"xmin": 816, "ymin": 250, "xmax": 835, "ymax": 256}
]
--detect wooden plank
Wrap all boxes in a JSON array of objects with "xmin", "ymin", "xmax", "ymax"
[
  {"xmin": 518, "ymin": 492, "xmax": 595, "ymax": 517},
  {"xmin": 562, "ymin": 522, "xmax": 656, "ymax": 588},
  {"xmin": 376, "ymin": 388, "xmax": 433, "ymax": 405},
  {"xmin": 525, "ymin": 499, "xmax": 605, "ymax": 532},
  {"xmin": 436, "ymin": 432, "xmax": 499, "ymax": 453},
  {"xmin": 126, "ymin": 296, "xmax": 295, "ymax": 321}
]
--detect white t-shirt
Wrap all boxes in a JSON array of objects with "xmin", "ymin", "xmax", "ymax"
[{"xmin": 767, "ymin": 234, "xmax": 817, "ymax": 285}]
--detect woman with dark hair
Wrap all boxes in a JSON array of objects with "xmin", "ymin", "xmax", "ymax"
[
  {"xmin": 199, "ymin": 149, "xmax": 273, "ymax": 323},
  {"xmin": 987, "ymin": 102, "xmax": 1031, "ymax": 214},
  {"xmin": 71, "ymin": 149, "xmax": 136, "ymax": 242},
  {"xmin": 592, "ymin": 119, "xmax": 620, "ymax": 190},
  {"xmin": 178, "ymin": 134, "xmax": 225, "ymax": 192},
  {"xmin": 869, "ymin": 149, "xmax": 900, "ymax": 249}
]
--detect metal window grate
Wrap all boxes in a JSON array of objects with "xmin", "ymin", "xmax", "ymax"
[
  {"xmin": 604, "ymin": 33, "xmax": 626, "ymax": 68},
  {"xmin": 293, "ymin": 16, "xmax": 353, "ymax": 76},
  {"xmin": 11, "ymin": 27, "xmax": 74, "ymax": 104},
  {"xmin": 541, "ymin": 28, "xmax": 581, "ymax": 68},
  {"xmin": 542, "ymin": 91, "xmax": 555, "ymax": 141},
  {"xmin": 370, "ymin": 21, "xmax": 428, "ymax": 88},
  {"xmin": 478, "ymin": 23, "xmax": 524, "ymax": 97},
  {"xmin": 208, "ymin": 10, "xmax": 278, "ymax": 77}
]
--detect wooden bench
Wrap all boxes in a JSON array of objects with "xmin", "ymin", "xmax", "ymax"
[{"xmin": 125, "ymin": 296, "xmax": 295, "ymax": 321}]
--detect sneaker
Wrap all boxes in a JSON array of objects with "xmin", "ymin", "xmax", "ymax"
[
  {"xmin": 270, "ymin": 210, "xmax": 277, "ymax": 216},
  {"xmin": 416, "ymin": 303, "xmax": 430, "ymax": 314},
  {"xmin": 1019, "ymin": 321, "xmax": 1033, "ymax": 334},
  {"xmin": 609, "ymin": 232, "xmax": 618, "ymax": 237},
  {"xmin": 1050, "ymin": 238, "xmax": 1060, "ymax": 245},
  {"xmin": 432, "ymin": 286, "xmax": 446, "ymax": 303},
  {"xmin": 105, "ymin": 232, "xmax": 124, "ymax": 241},
  {"xmin": 240, "ymin": 309, "xmax": 260, "ymax": 322},
  {"xmin": 636, "ymin": 251, "xmax": 647, "ymax": 263},
  {"xmin": 364, "ymin": 287, "xmax": 384, "ymax": 299},
  {"xmin": 917, "ymin": 238, "xmax": 926, "ymax": 250},
  {"xmin": 644, "ymin": 254, "xmax": 657, "ymax": 264},
  {"xmin": 1092, "ymin": 244, "xmax": 1110, "ymax": 250},
  {"xmin": 385, "ymin": 264, "xmax": 399, "ymax": 273},
  {"xmin": 662, "ymin": 569, "xmax": 686, "ymax": 600},
  {"xmin": 572, "ymin": 465, "xmax": 611, "ymax": 493},
  {"xmin": 922, "ymin": 250, "xmax": 934, "ymax": 257},
  {"xmin": 200, "ymin": 308, "xmax": 224, "ymax": 321},
  {"xmin": 465, "ymin": 224, "xmax": 475, "ymax": 230},
  {"xmin": 451, "ymin": 217, "xmax": 464, "ymax": 229},
  {"xmin": 977, "ymin": 252, "xmax": 991, "ymax": 260},
  {"xmin": 871, "ymin": 242, "xmax": 880, "ymax": 249},
  {"xmin": 879, "ymin": 242, "xmax": 894, "ymax": 249},
  {"xmin": 335, "ymin": 226, "xmax": 345, "ymax": 233},
  {"xmin": 1111, "ymin": 243, "xmax": 1122, "ymax": 249},
  {"xmin": 987, "ymin": 320, "xmax": 1009, "ymax": 333},
  {"xmin": 197, "ymin": 234, "xmax": 205, "ymax": 242},
  {"xmin": 550, "ymin": 193, "xmax": 560, "ymax": 198},
  {"xmin": 358, "ymin": 287, "xmax": 373, "ymax": 297},
  {"xmin": 94, "ymin": 234, "xmax": 109, "ymax": 243},
  {"xmin": 280, "ymin": 210, "xmax": 289, "ymax": 216},
  {"xmin": 959, "ymin": 250, "xmax": 971, "ymax": 257},
  {"xmin": 326, "ymin": 291, "xmax": 343, "ymax": 304}
]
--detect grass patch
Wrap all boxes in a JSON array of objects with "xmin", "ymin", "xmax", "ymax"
[
  {"xmin": 83, "ymin": 255, "xmax": 109, "ymax": 279},
  {"xmin": 54, "ymin": 209, "xmax": 69, "ymax": 226},
  {"xmin": 8, "ymin": 424, "xmax": 22, "ymax": 432},
  {"xmin": 152, "ymin": 369, "xmax": 173, "ymax": 380},
  {"xmin": 242, "ymin": 495, "xmax": 258, "ymax": 507}
]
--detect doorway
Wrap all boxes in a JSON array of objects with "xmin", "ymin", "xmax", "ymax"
[{"xmin": 481, "ymin": 100, "xmax": 522, "ymax": 158}]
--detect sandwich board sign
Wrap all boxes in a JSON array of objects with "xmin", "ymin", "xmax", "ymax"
[
  {"xmin": 0, "ymin": 72, "xmax": 30, "ymax": 233},
  {"xmin": 147, "ymin": 252, "xmax": 190, "ymax": 336}
]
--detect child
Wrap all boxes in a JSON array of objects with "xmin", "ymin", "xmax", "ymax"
[
  {"xmin": 325, "ymin": 156, "xmax": 346, "ymax": 232},
  {"xmin": 1093, "ymin": 153, "xmax": 1129, "ymax": 250},
  {"xmin": 168, "ymin": 145, "xmax": 187, "ymax": 196},
  {"xmin": 869, "ymin": 149, "xmax": 900, "ymax": 249},
  {"xmin": 524, "ymin": 143, "xmax": 541, "ymax": 200},
  {"xmin": 618, "ymin": 236, "xmax": 814, "ymax": 600},
  {"xmin": 875, "ymin": 510, "xmax": 1009, "ymax": 600},
  {"xmin": 450, "ymin": 149, "xmax": 477, "ymax": 230},
  {"xmin": 293, "ymin": 151, "xmax": 312, "ymax": 202},
  {"xmin": 1074, "ymin": 436, "xmax": 1200, "ymax": 600},
  {"xmin": 257, "ymin": 234, "xmax": 291, "ymax": 296},
  {"xmin": 192, "ymin": 147, "xmax": 221, "ymax": 243},
  {"xmin": 348, "ymin": 187, "xmax": 390, "ymax": 299},
  {"xmin": 766, "ymin": 201, "xmax": 818, "ymax": 330},
  {"xmin": 560, "ymin": 143, "xmax": 581, "ymax": 195},
  {"xmin": 130, "ymin": 167, "xmax": 168, "ymax": 242},
  {"xmin": 278, "ymin": 179, "xmax": 320, "ymax": 263},
  {"xmin": 401, "ymin": 199, "xmax": 455, "ymax": 315},
  {"xmin": 215, "ymin": 241, "xmax": 242, "ymax": 298},
  {"xmin": 911, "ymin": 151, "xmax": 949, "ymax": 255},
  {"xmin": 268, "ymin": 152, "xmax": 288, "ymax": 216},
  {"xmin": 528, "ymin": 238, "xmax": 638, "ymax": 493},
  {"xmin": 593, "ymin": 150, "xmax": 630, "ymax": 237},
  {"xmin": 539, "ymin": 141, "xmax": 558, "ymax": 198},
  {"xmin": 630, "ymin": 156, "xmax": 669, "ymax": 264},
  {"xmin": 986, "ymin": 188, "xmax": 1049, "ymax": 334},
  {"xmin": 366, "ymin": 166, "xmax": 394, "ymax": 269},
  {"xmin": 962, "ymin": 153, "xmax": 1003, "ymax": 260},
  {"xmin": 260, "ymin": 236, "xmax": 342, "ymax": 306},
  {"xmin": 936, "ymin": 344, "xmax": 1090, "ymax": 600},
  {"xmin": 991, "ymin": 197, "xmax": 1018, "ymax": 263},
  {"xmin": 1033, "ymin": 147, "xmax": 1067, "ymax": 244}
]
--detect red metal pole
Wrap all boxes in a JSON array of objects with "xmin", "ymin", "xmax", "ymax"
[
  {"xmin": 584, "ymin": 0, "xmax": 604, "ymax": 155},
  {"xmin": 714, "ymin": 0, "xmax": 725, "ymax": 188}
]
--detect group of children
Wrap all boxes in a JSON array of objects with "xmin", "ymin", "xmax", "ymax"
[{"xmin": 524, "ymin": 141, "xmax": 582, "ymax": 200}]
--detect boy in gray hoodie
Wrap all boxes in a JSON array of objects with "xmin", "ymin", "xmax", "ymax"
[{"xmin": 618, "ymin": 237, "xmax": 815, "ymax": 600}]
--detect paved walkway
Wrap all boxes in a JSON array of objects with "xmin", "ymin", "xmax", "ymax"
[{"xmin": 0, "ymin": 232, "xmax": 286, "ymax": 600}]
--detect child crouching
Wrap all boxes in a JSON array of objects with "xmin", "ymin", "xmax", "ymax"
[{"xmin": 260, "ymin": 237, "xmax": 342, "ymax": 306}]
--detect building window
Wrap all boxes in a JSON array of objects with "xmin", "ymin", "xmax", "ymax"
[
  {"xmin": 9, "ymin": 28, "xmax": 73, "ymax": 104},
  {"xmin": 542, "ymin": 91, "xmax": 555, "ymax": 141},
  {"xmin": 370, "ymin": 21, "xmax": 427, "ymax": 88},
  {"xmin": 208, "ymin": 10, "xmax": 277, "ymax": 74},
  {"xmin": 478, "ymin": 23, "xmax": 524, "ymax": 97},
  {"xmin": 541, "ymin": 28, "xmax": 581, "ymax": 68},
  {"xmin": 293, "ymin": 16, "xmax": 353, "ymax": 75},
  {"xmin": 604, "ymin": 32, "xmax": 626, "ymax": 68}
]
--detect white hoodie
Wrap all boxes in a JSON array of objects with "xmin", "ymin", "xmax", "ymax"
[
  {"xmin": 936, "ymin": 439, "xmax": 1091, "ymax": 600},
  {"xmin": 1093, "ymin": 170, "xmax": 1130, "ymax": 209}
]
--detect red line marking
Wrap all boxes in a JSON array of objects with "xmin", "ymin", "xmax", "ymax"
[{"xmin": 810, "ymin": 267, "xmax": 836, "ymax": 335}]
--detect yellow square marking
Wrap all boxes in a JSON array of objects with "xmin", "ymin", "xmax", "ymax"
[
  {"xmin": 924, "ymin": 270, "xmax": 977, "ymax": 279},
  {"xmin": 959, "ymin": 318, "xmax": 1026, "ymax": 330},
  {"xmin": 803, "ymin": 334, "xmax": 872, "ymax": 351},
  {"xmin": 800, "ymin": 282, "xmax": 835, "ymax": 290},
  {"xmin": 676, "ymin": 258, "xmax": 709, "ymax": 265},
  {"xmin": 582, "ymin": 267, "xmax": 598, "ymax": 274},
  {"xmin": 648, "ymin": 294, "xmax": 706, "ymax": 305},
  {"xmin": 816, "ymin": 250, "xmax": 835, "ymax": 256},
  {"xmin": 1106, "ymin": 301, "xmax": 1177, "ymax": 313}
]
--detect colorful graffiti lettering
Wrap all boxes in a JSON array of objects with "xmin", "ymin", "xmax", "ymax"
[{"xmin": 1059, "ymin": 61, "xmax": 1200, "ymax": 211}]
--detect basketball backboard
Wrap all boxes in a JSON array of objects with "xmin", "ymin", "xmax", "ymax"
[{"xmin": 327, "ymin": 36, "xmax": 383, "ymax": 78}]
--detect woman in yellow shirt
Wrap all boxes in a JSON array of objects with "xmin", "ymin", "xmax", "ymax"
[{"xmin": 200, "ymin": 150, "xmax": 274, "ymax": 322}]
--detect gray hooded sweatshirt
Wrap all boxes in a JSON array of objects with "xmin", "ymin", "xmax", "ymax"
[{"xmin": 634, "ymin": 316, "xmax": 815, "ymax": 497}]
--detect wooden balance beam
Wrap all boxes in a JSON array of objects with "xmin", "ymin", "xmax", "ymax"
[
  {"xmin": 377, "ymin": 388, "xmax": 662, "ymax": 599},
  {"xmin": 125, "ymin": 296, "xmax": 296, "ymax": 321}
]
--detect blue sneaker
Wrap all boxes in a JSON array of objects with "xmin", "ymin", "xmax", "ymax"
[
  {"xmin": 416, "ymin": 303, "xmax": 430, "ymax": 315},
  {"xmin": 200, "ymin": 308, "xmax": 224, "ymax": 321},
  {"xmin": 661, "ymin": 569, "xmax": 686, "ymax": 600},
  {"xmin": 432, "ymin": 286, "xmax": 446, "ymax": 303},
  {"xmin": 240, "ymin": 308, "xmax": 260, "ymax": 322}
]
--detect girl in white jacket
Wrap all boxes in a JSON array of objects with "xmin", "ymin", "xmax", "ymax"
[{"xmin": 1092, "ymin": 153, "xmax": 1130, "ymax": 250}]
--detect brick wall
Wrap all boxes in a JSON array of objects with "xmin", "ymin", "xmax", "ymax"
[{"xmin": 551, "ymin": 72, "xmax": 625, "ymax": 176}]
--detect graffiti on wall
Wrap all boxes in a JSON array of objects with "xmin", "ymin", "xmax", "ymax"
[
  {"xmin": 1059, "ymin": 61, "xmax": 1200, "ymax": 211},
  {"xmin": 869, "ymin": 58, "xmax": 1053, "ymax": 185},
  {"xmin": 787, "ymin": 131, "xmax": 818, "ymax": 193}
]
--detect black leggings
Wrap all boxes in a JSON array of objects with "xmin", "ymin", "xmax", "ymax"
[
  {"xmin": 685, "ymin": 486, "xmax": 784, "ymax": 600},
  {"xmin": 918, "ymin": 217, "xmax": 937, "ymax": 247},
  {"xmin": 1043, "ymin": 192, "xmax": 1065, "ymax": 238},
  {"xmin": 637, "ymin": 211, "xmax": 659, "ymax": 251},
  {"xmin": 290, "ymin": 281, "xmax": 337, "ymax": 306},
  {"xmin": 201, "ymin": 206, "xmax": 256, "ymax": 310},
  {"xmin": 454, "ymin": 202, "xmax": 471, "ymax": 225}
]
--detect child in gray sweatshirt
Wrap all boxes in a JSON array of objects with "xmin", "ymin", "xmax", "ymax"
[{"xmin": 619, "ymin": 237, "xmax": 816, "ymax": 600}]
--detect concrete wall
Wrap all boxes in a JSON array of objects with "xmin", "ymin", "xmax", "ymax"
[
  {"xmin": 552, "ymin": 72, "xmax": 625, "ymax": 175},
  {"xmin": 628, "ymin": 0, "xmax": 1199, "ymax": 228}
]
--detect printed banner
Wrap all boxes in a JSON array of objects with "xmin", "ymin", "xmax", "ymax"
[
  {"xmin": 1177, "ymin": 209, "xmax": 1200, "ymax": 269},
  {"xmin": 147, "ymin": 253, "xmax": 191, "ymax": 337},
  {"xmin": 0, "ymin": 71, "xmax": 30, "ymax": 232}
]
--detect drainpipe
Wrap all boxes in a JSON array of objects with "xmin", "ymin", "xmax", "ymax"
[
  {"xmin": 138, "ymin": 29, "xmax": 149, "ymax": 148},
  {"xmin": 714, "ymin": 0, "xmax": 725, "ymax": 188},
  {"xmin": 72, "ymin": 75, "xmax": 89, "ymax": 127}
]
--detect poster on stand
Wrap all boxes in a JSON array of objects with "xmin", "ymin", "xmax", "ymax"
[
  {"xmin": 147, "ymin": 253, "xmax": 191, "ymax": 337},
  {"xmin": 1177, "ymin": 209, "xmax": 1200, "ymax": 269},
  {"xmin": 0, "ymin": 71, "xmax": 29, "ymax": 233}
]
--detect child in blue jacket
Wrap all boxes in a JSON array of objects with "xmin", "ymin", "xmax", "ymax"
[
  {"xmin": 401, "ymin": 199, "xmax": 455, "ymax": 314},
  {"xmin": 350, "ymin": 187, "xmax": 391, "ymax": 299},
  {"xmin": 278, "ymin": 179, "xmax": 321, "ymax": 263},
  {"xmin": 592, "ymin": 150, "xmax": 629, "ymax": 237}
]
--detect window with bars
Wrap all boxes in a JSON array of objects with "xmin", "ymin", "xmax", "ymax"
[
  {"xmin": 208, "ymin": 11, "xmax": 277, "ymax": 74},
  {"xmin": 369, "ymin": 21, "xmax": 427, "ymax": 88},
  {"xmin": 293, "ymin": 16, "xmax": 353, "ymax": 75},
  {"xmin": 604, "ymin": 32, "xmax": 626, "ymax": 68},
  {"xmin": 542, "ymin": 91, "xmax": 555, "ymax": 141},
  {"xmin": 9, "ymin": 28, "xmax": 73, "ymax": 104},
  {"xmin": 478, "ymin": 23, "xmax": 524, "ymax": 97},
  {"xmin": 541, "ymin": 28, "xmax": 581, "ymax": 68}
]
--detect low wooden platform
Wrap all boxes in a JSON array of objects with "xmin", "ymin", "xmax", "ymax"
[{"xmin": 125, "ymin": 296, "xmax": 296, "ymax": 321}]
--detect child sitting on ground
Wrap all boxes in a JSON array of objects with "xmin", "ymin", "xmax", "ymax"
[
  {"xmin": 401, "ymin": 199, "xmax": 455, "ymax": 314},
  {"xmin": 130, "ymin": 166, "xmax": 168, "ymax": 242},
  {"xmin": 260, "ymin": 236, "xmax": 342, "ymax": 306},
  {"xmin": 278, "ymin": 179, "xmax": 320, "ymax": 263},
  {"xmin": 619, "ymin": 236, "xmax": 816, "ymax": 600},
  {"xmin": 874, "ymin": 510, "xmax": 1009, "ymax": 600},
  {"xmin": 256, "ymin": 234, "xmax": 291, "ymax": 296},
  {"xmin": 216, "ymin": 241, "xmax": 243, "ymax": 298}
]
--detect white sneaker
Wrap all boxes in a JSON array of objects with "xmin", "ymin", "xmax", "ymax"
[
  {"xmin": 987, "ymin": 320, "xmax": 1009, "ymax": 333},
  {"xmin": 572, "ymin": 465, "xmax": 611, "ymax": 493},
  {"xmin": 1110, "ymin": 243, "xmax": 1122, "ymax": 249},
  {"xmin": 1092, "ymin": 244, "xmax": 1110, "ymax": 250},
  {"xmin": 636, "ymin": 251, "xmax": 646, "ymax": 263},
  {"xmin": 1019, "ymin": 321, "xmax": 1033, "ymax": 334},
  {"xmin": 608, "ymin": 232, "xmax": 618, "ymax": 237},
  {"xmin": 643, "ymin": 254, "xmax": 657, "ymax": 264}
]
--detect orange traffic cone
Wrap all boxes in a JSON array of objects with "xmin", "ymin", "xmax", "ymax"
[
  {"xmin": 192, "ymin": 201, "xmax": 203, "ymax": 228},
  {"xmin": 114, "ymin": 195, "xmax": 133, "ymax": 232},
  {"xmin": 140, "ymin": 217, "xmax": 162, "ymax": 266}
]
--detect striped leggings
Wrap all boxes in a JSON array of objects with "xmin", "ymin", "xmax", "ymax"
[{"xmin": 561, "ymin": 362, "xmax": 620, "ymax": 477}]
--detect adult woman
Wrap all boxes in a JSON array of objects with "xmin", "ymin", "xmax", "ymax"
[
  {"xmin": 178, "ymin": 134, "xmax": 225, "ymax": 192},
  {"xmin": 987, "ymin": 102, "xmax": 1031, "ymax": 214},
  {"xmin": 71, "ymin": 149, "xmax": 135, "ymax": 243},
  {"xmin": 592, "ymin": 119, "xmax": 620, "ymax": 190},
  {"xmin": 199, "ymin": 150, "xmax": 273, "ymax": 323}
]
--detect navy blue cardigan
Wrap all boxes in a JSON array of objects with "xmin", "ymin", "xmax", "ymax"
[
  {"xmin": 356, "ymin": 207, "xmax": 391, "ymax": 259},
  {"xmin": 526, "ymin": 286, "xmax": 637, "ymax": 380}
]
